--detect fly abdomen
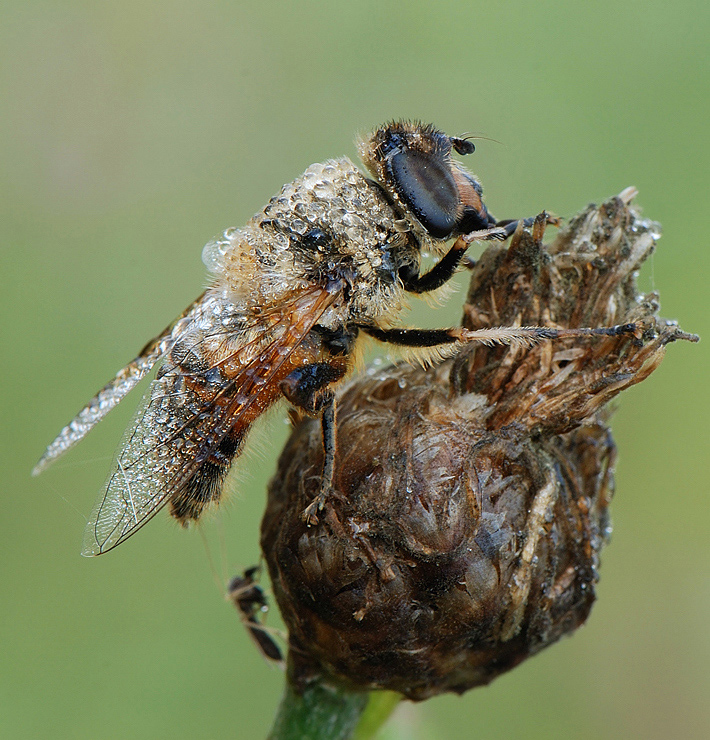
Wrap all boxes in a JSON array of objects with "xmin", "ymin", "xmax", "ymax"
[{"xmin": 170, "ymin": 432, "xmax": 242, "ymax": 523}]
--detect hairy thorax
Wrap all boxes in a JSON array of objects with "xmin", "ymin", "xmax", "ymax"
[{"xmin": 202, "ymin": 158, "xmax": 421, "ymax": 331}]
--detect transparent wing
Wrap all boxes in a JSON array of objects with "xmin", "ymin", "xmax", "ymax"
[
  {"xmin": 32, "ymin": 292, "xmax": 207, "ymax": 476},
  {"xmin": 81, "ymin": 285, "xmax": 341, "ymax": 556}
]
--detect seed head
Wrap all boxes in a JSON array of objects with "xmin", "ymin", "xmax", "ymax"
[{"xmin": 261, "ymin": 191, "xmax": 698, "ymax": 700}]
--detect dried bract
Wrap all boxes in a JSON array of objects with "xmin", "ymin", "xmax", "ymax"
[{"xmin": 261, "ymin": 191, "xmax": 698, "ymax": 700}]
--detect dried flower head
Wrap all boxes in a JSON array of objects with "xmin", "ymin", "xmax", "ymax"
[{"xmin": 261, "ymin": 190, "xmax": 697, "ymax": 700}]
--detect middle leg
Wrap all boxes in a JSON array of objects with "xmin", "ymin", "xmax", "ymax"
[{"xmin": 279, "ymin": 362, "xmax": 343, "ymax": 525}]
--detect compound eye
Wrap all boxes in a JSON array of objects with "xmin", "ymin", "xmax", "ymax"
[{"xmin": 390, "ymin": 149, "xmax": 459, "ymax": 239}]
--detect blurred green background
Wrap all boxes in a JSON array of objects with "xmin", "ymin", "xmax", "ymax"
[{"xmin": 2, "ymin": 1, "xmax": 708, "ymax": 738}]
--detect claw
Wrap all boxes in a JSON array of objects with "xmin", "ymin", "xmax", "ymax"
[
  {"xmin": 302, "ymin": 500, "xmax": 321, "ymax": 526},
  {"xmin": 302, "ymin": 487, "xmax": 330, "ymax": 526}
]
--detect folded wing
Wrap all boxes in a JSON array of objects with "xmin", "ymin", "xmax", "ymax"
[{"xmin": 81, "ymin": 286, "xmax": 340, "ymax": 555}]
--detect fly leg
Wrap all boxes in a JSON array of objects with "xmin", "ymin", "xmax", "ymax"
[
  {"xmin": 361, "ymin": 323, "xmax": 640, "ymax": 352},
  {"xmin": 491, "ymin": 211, "xmax": 560, "ymax": 240},
  {"xmin": 228, "ymin": 566, "xmax": 284, "ymax": 665},
  {"xmin": 303, "ymin": 391, "xmax": 337, "ymax": 526},
  {"xmin": 280, "ymin": 362, "xmax": 345, "ymax": 526},
  {"xmin": 401, "ymin": 229, "xmax": 509, "ymax": 294},
  {"xmin": 401, "ymin": 213, "xmax": 561, "ymax": 290}
]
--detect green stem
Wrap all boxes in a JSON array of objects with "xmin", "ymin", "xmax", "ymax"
[
  {"xmin": 267, "ymin": 678, "xmax": 401, "ymax": 740},
  {"xmin": 353, "ymin": 691, "xmax": 402, "ymax": 740}
]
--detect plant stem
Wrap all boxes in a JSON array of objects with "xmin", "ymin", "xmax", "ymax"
[
  {"xmin": 267, "ymin": 678, "xmax": 401, "ymax": 740},
  {"xmin": 353, "ymin": 692, "xmax": 402, "ymax": 740}
]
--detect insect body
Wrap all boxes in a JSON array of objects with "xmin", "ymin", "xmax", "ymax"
[{"xmin": 33, "ymin": 120, "xmax": 635, "ymax": 555}]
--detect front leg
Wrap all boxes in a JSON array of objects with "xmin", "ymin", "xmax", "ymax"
[
  {"xmin": 279, "ymin": 362, "xmax": 343, "ymax": 525},
  {"xmin": 401, "ymin": 232, "xmax": 502, "ymax": 294},
  {"xmin": 492, "ymin": 213, "xmax": 560, "ymax": 239},
  {"xmin": 402, "ymin": 214, "xmax": 560, "ymax": 293},
  {"xmin": 400, "ymin": 237, "xmax": 471, "ymax": 294}
]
